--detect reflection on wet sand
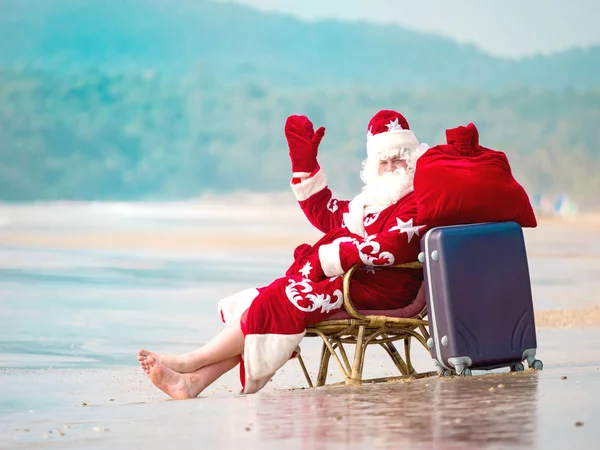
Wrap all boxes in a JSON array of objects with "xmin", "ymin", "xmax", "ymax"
[{"xmin": 255, "ymin": 372, "xmax": 539, "ymax": 448}]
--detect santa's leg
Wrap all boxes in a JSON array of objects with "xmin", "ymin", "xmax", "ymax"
[
  {"xmin": 139, "ymin": 287, "xmax": 261, "ymax": 374},
  {"xmin": 147, "ymin": 355, "xmax": 239, "ymax": 400},
  {"xmin": 139, "ymin": 323, "xmax": 245, "ymax": 374},
  {"xmin": 241, "ymin": 275, "xmax": 345, "ymax": 393}
]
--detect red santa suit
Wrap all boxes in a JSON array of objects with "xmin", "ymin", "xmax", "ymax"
[{"xmin": 218, "ymin": 110, "xmax": 430, "ymax": 393}]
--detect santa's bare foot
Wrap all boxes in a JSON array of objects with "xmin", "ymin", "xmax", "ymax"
[
  {"xmin": 138, "ymin": 348, "xmax": 200, "ymax": 373},
  {"xmin": 146, "ymin": 356, "xmax": 203, "ymax": 400},
  {"xmin": 139, "ymin": 356, "xmax": 152, "ymax": 375}
]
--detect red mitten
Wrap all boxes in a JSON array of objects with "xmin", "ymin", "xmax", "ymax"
[{"xmin": 284, "ymin": 115, "xmax": 326, "ymax": 177}]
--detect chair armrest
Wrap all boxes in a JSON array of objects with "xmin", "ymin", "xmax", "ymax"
[{"xmin": 342, "ymin": 262, "xmax": 423, "ymax": 320}]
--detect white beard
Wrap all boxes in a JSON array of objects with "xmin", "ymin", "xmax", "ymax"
[{"xmin": 361, "ymin": 169, "xmax": 414, "ymax": 209}]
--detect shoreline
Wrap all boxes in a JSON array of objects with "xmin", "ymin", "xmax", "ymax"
[
  {"xmin": 0, "ymin": 226, "xmax": 599, "ymax": 258},
  {"xmin": 0, "ymin": 230, "xmax": 322, "ymax": 253}
]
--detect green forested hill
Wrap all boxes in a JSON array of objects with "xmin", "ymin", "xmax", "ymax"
[
  {"xmin": 2, "ymin": 68, "xmax": 599, "ymax": 207},
  {"xmin": 1, "ymin": 1, "xmax": 599, "ymax": 206}
]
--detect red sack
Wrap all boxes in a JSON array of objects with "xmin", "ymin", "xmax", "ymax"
[{"xmin": 413, "ymin": 123, "xmax": 537, "ymax": 228}]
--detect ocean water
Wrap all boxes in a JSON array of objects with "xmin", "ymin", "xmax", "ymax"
[
  {"xmin": 0, "ymin": 246, "xmax": 294, "ymax": 370},
  {"xmin": 0, "ymin": 201, "xmax": 304, "ymax": 370}
]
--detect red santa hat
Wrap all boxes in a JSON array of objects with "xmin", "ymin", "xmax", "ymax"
[{"xmin": 366, "ymin": 110, "xmax": 421, "ymax": 159}]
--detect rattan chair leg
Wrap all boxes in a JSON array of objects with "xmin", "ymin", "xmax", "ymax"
[
  {"xmin": 336, "ymin": 340, "xmax": 353, "ymax": 375},
  {"xmin": 381, "ymin": 342, "xmax": 405, "ymax": 374},
  {"xmin": 404, "ymin": 338, "xmax": 415, "ymax": 374},
  {"xmin": 348, "ymin": 325, "xmax": 366, "ymax": 385},
  {"xmin": 381, "ymin": 341, "xmax": 410, "ymax": 375},
  {"xmin": 403, "ymin": 328, "xmax": 430, "ymax": 351},
  {"xmin": 296, "ymin": 352, "xmax": 313, "ymax": 388},
  {"xmin": 419, "ymin": 325, "xmax": 431, "ymax": 342},
  {"xmin": 358, "ymin": 338, "xmax": 368, "ymax": 378},
  {"xmin": 316, "ymin": 341, "xmax": 331, "ymax": 387},
  {"xmin": 312, "ymin": 330, "xmax": 350, "ymax": 384}
]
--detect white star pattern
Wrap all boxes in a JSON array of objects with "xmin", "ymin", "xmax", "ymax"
[
  {"xmin": 299, "ymin": 261, "xmax": 313, "ymax": 278},
  {"xmin": 388, "ymin": 217, "xmax": 425, "ymax": 243},
  {"xmin": 385, "ymin": 118, "xmax": 404, "ymax": 131}
]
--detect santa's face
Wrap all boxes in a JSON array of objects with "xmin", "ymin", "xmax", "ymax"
[
  {"xmin": 361, "ymin": 155, "xmax": 414, "ymax": 208},
  {"xmin": 377, "ymin": 155, "xmax": 408, "ymax": 176}
]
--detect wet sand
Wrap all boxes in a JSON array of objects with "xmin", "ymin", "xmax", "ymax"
[{"xmin": 1, "ymin": 329, "xmax": 599, "ymax": 449}]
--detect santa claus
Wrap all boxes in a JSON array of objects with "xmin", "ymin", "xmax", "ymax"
[{"xmin": 138, "ymin": 110, "xmax": 431, "ymax": 399}]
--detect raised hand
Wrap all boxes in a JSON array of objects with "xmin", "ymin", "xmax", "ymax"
[{"xmin": 284, "ymin": 115, "xmax": 326, "ymax": 177}]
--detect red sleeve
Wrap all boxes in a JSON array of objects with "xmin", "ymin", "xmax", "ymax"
[
  {"xmin": 305, "ymin": 195, "xmax": 428, "ymax": 280},
  {"xmin": 290, "ymin": 166, "xmax": 350, "ymax": 233}
]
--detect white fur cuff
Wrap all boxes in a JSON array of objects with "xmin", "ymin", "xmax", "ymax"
[
  {"xmin": 218, "ymin": 288, "xmax": 260, "ymax": 324},
  {"xmin": 318, "ymin": 237, "xmax": 354, "ymax": 277},
  {"xmin": 244, "ymin": 332, "xmax": 306, "ymax": 381},
  {"xmin": 290, "ymin": 168, "xmax": 327, "ymax": 201}
]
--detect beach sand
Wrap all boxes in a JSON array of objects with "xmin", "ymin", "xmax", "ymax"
[{"xmin": 1, "ymin": 328, "xmax": 599, "ymax": 449}]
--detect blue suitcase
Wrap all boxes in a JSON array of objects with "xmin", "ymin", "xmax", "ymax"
[{"xmin": 418, "ymin": 222, "xmax": 543, "ymax": 376}]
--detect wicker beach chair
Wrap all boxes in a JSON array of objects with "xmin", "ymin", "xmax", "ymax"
[{"xmin": 295, "ymin": 262, "xmax": 437, "ymax": 387}]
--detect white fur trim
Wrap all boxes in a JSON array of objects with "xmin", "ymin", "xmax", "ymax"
[
  {"xmin": 290, "ymin": 168, "xmax": 327, "ymax": 201},
  {"xmin": 343, "ymin": 194, "xmax": 367, "ymax": 237},
  {"xmin": 342, "ymin": 194, "xmax": 387, "ymax": 237},
  {"xmin": 292, "ymin": 171, "xmax": 311, "ymax": 178},
  {"xmin": 244, "ymin": 332, "xmax": 306, "ymax": 383},
  {"xmin": 243, "ymin": 373, "xmax": 275, "ymax": 394},
  {"xmin": 367, "ymin": 130, "xmax": 419, "ymax": 159},
  {"xmin": 218, "ymin": 288, "xmax": 259, "ymax": 324},
  {"xmin": 317, "ymin": 237, "xmax": 354, "ymax": 277}
]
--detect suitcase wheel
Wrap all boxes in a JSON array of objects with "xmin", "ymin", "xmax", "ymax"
[
  {"xmin": 440, "ymin": 369, "xmax": 453, "ymax": 377},
  {"xmin": 459, "ymin": 367, "xmax": 472, "ymax": 377},
  {"xmin": 510, "ymin": 362, "xmax": 525, "ymax": 372},
  {"xmin": 529, "ymin": 359, "xmax": 543, "ymax": 370}
]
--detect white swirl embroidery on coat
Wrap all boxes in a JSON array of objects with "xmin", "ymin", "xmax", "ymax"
[
  {"xmin": 285, "ymin": 279, "xmax": 343, "ymax": 313},
  {"xmin": 326, "ymin": 198, "xmax": 339, "ymax": 213},
  {"xmin": 364, "ymin": 213, "xmax": 380, "ymax": 227},
  {"xmin": 355, "ymin": 235, "xmax": 395, "ymax": 267}
]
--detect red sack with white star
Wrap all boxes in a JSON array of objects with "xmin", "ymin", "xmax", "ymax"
[{"xmin": 413, "ymin": 123, "xmax": 537, "ymax": 228}]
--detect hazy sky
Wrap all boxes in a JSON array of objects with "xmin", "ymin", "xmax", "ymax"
[{"xmin": 224, "ymin": 0, "xmax": 600, "ymax": 58}]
